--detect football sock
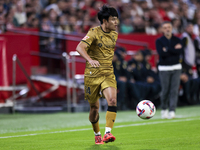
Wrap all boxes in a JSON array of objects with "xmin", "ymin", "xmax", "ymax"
[
  {"xmin": 94, "ymin": 131, "xmax": 101, "ymax": 136},
  {"xmin": 105, "ymin": 106, "xmax": 117, "ymax": 134},
  {"xmin": 90, "ymin": 114, "xmax": 100, "ymax": 134},
  {"xmin": 105, "ymin": 127, "xmax": 111, "ymax": 134}
]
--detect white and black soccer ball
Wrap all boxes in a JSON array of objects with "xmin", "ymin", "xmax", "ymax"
[{"xmin": 136, "ymin": 100, "xmax": 156, "ymax": 119}]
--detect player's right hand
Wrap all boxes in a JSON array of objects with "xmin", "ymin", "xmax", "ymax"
[{"xmin": 88, "ymin": 60, "xmax": 100, "ymax": 68}]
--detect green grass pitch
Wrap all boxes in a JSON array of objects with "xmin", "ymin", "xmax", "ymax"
[{"xmin": 0, "ymin": 105, "xmax": 200, "ymax": 150}]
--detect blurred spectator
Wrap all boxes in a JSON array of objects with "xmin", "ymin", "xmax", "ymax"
[
  {"xmin": 130, "ymin": 1, "xmax": 143, "ymax": 18},
  {"xmin": 167, "ymin": 4, "xmax": 179, "ymax": 20},
  {"xmin": 68, "ymin": 15, "xmax": 78, "ymax": 33},
  {"xmin": 172, "ymin": 18, "xmax": 182, "ymax": 34},
  {"xmin": 193, "ymin": 10, "xmax": 200, "ymax": 35},
  {"xmin": 181, "ymin": 23, "xmax": 200, "ymax": 104},
  {"xmin": 139, "ymin": 0, "xmax": 150, "ymax": 11},
  {"xmin": 0, "ymin": 14, "xmax": 5, "ymax": 33},
  {"xmin": 26, "ymin": 13, "xmax": 36, "ymax": 27},
  {"xmin": 149, "ymin": 7, "xmax": 163, "ymax": 31},
  {"xmin": 14, "ymin": 1, "xmax": 27, "ymax": 27},
  {"xmin": 194, "ymin": 26, "xmax": 200, "ymax": 77},
  {"xmin": 145, "ymin": 20, "xmax": 157, "ymax": 35},
  {"xmin": 48, "ymin": 9, "xmax": 58, "ymax": 26},
  {"xmin": 0, "ymin": 3, "xmax": 6, "ymax": 15},
  {"xmin": 156, "ymin": 21, "xmax": 182, "ymax": 119},
  {"xmin": 5, "ymin": 11, "xmax": 14, "ymax": 30},
  {"xmin": 141, "ymin": 48, "xmax": 161, "ymax": 100},
  {"xmin": 127, "ymin": 51, "xmax": 144, "ymax": 108},
  {"xmin": 39, "ymin": 14, "xmax": 52, "ymax": 52},
  {"xmin": 82, "ymin": 13, "xmax": 92, "ymax": 33},
  {"xmin": 31, "ymin": 17, "xmax": 39, "ymax": 28},
  {"xmin": 179, "ymin": 2, "xmax": 193, "ymax": 29},
  {"xmin": 157, "ymin": 0, "xmax": 171, "ymax": 21},
  {"xmin": 133, "ymin": 16, "xmax": 145, "ymax": 33},
  {"xmin": 56, "ymin": 14, "xmax": 69, "ymax": 34},
  {"xmin": 120, "ymin": 17, "xmax": 133, "ymax": 34},
  {"xmin": 0, "ymin": 0, "xmax": 199, "ymax": 35},
  {"xmin": 181, "ymin": 23, "xmax": 195, "ymax": 73},
  {"xmin": 113, "ymin": 47, "xmax": 129, "ymax": 110},
  {"xmin": 45, "ymin": 0, "xmax": 67, "ymax": 16},
  {"xmin": 127, "ymin": 49, "xmax": 160, "ymax": 109}
]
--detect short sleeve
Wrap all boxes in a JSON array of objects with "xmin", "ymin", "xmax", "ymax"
[{"xmin": 81, "ymin": 29, "xmax": 96, "ymax": 46}]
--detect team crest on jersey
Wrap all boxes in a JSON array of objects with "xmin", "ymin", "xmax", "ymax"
[
  {"xmin": 98, "ymin": 43, "xmax": 102, "ymax": 47},
  {"xmin": 82, "ymin": 36, "xmax": 89, "ymax": 40}
]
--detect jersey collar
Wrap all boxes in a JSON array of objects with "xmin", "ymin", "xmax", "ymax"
[{"xmin": 100, "ymin": 26, "xmax": 110, "ymax": 34}]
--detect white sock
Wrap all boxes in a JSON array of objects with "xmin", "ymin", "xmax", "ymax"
[
  {"xmin": 105, "ymin": 127, "xmax": 111, "ymax": 134},
  {"xmin": 94, "ymin": 131, "xmax": 101, "ymax": 136}
]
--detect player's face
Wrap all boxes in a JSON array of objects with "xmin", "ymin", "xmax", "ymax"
[
  {"xmin": 105, "ymin": 16, "xmax": 118, "ymax": 31},
  {"xmin": 162, "ymin": 23, "xmax": 172, "ymax": 37}
]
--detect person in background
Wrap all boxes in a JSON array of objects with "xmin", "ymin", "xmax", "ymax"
[
  {"xmin": 127, "ymin": 51, "xmax": 147, "ymax": 108},
  {"xmin": 113, "ymin": 47, "xmax": 129, "ymax": 110},
  {"xmin": 194, "ymin": 26, "xmax": 200, "ymax": 102},
  {"xmin": 141, "ymin": 49, "xmax": 161, "ymax": 100},
  {"xmin": 172, "ymin": 18, "xmax": 182, "ymax": 34},
  {"xmin": 156, "ymin": 21, "xmax": 182, "ymax": 119},
  {"xmin": 127, "ymin": 49, "xmax": 160, "ymax": 109},
  {"xmin": 181, "ymin": 23, "xmax": 199, "ymax": 104},
  {"xmin": 194, "ymin": 25, "xmax": 200, "ymax": 77},
  {"xmin": 0, "ymin": 14, "xmax": 5, "ymax": 33},
  {"xmin": 13, "ymin": 1, "xmax": 27, "ymax": 27},
  {"xmin": 120, "ymin": 17, "xmax": 134, "ymax": 34},
  {"xmin": 181, "ymin": 23, "xmax": 195, "ymax": 75}
]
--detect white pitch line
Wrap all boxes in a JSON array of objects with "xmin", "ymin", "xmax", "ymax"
[{"xmin": 0, "ymin": 117, "xmax": 199, "ymax": 139}]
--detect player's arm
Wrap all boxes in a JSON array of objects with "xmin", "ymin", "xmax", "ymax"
[{"xmin": 76, "ymin": 42, "xmax": 100, "ymax": 68}]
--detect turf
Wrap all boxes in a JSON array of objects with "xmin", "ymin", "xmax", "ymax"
[{"xmin": 0, "ymin": 105, "xmax": 200, "ymax": 150}]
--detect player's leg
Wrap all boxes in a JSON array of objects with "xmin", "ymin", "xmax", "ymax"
[
  {"xmin": 102, "ymin": 87, "xmax": 117, "ymax": 143},
  {"xmin": 84, "ymin": 76, "xmax": 104, "ymax": 144},
  {"xmin": 89, "ymin": 100, "xmax": 104, "ymax": 144},
  {"xmin": 89, "ymin": 100, "xmax": 100, "ymax": 135}
]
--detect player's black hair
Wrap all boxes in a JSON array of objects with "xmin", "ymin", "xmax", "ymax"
[
  {"xmin": 161, "ymin": 21, "xmax": 172, "ymax": 26},
  {"xmin": 97, "ymin": 5, "xmax": 118, "ymax": 24}
]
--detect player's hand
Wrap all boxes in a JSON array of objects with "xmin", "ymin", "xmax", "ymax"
[
  {"xmin": 175, "ymin": 44, "xmax": 182, "ymax": 49},
  {"xmin": 88, "ymin": 60, "xmax": 100, "ymax": 68}
]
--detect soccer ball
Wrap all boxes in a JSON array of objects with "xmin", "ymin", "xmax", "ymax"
[{"xmin": 136, "ymin": 100, "xmax": 156, "ymax": 119}]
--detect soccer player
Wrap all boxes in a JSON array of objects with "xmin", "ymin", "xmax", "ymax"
[{"xmin": 76, "ymin": 5, "xmax": 119, "ymax": 144}]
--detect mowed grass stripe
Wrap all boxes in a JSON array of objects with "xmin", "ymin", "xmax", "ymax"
[
  {"xmin": 0, "ymin": 117, "xmax": 199, "ymax": 139},
  {"xmin": 1, "ymin": 106, "xmax": 199, "ymax": 134}
]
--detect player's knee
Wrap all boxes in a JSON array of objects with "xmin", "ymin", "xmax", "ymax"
[
  {"xmin": 108, "ymin": 98, "xmax": 117, "ymax": 106},
  {"xmin": 90, "ymin": 105, "xmax": 99, "ymax": 116},
  {"xmin": 90, "ymin": 105, "xmax": 99, "ymax": 111}
]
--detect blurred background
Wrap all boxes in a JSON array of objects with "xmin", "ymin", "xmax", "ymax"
[{"xmin": 0, "ymin": 0, "xmax": 200, "ymax": 113}]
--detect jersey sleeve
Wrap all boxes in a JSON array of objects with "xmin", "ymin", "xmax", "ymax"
[{"xmin": 81, "ymin": 29, "xmax": 96, "ymax": 46}]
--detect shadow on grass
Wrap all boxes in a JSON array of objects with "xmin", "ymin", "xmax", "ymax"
[
  {"xmin": 86, "ymin": 144, "xmax": 121, "ymax": 150},
  {"xmin": 86, "ymin": 145, "xmax": 160, "ymax": 150}
]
